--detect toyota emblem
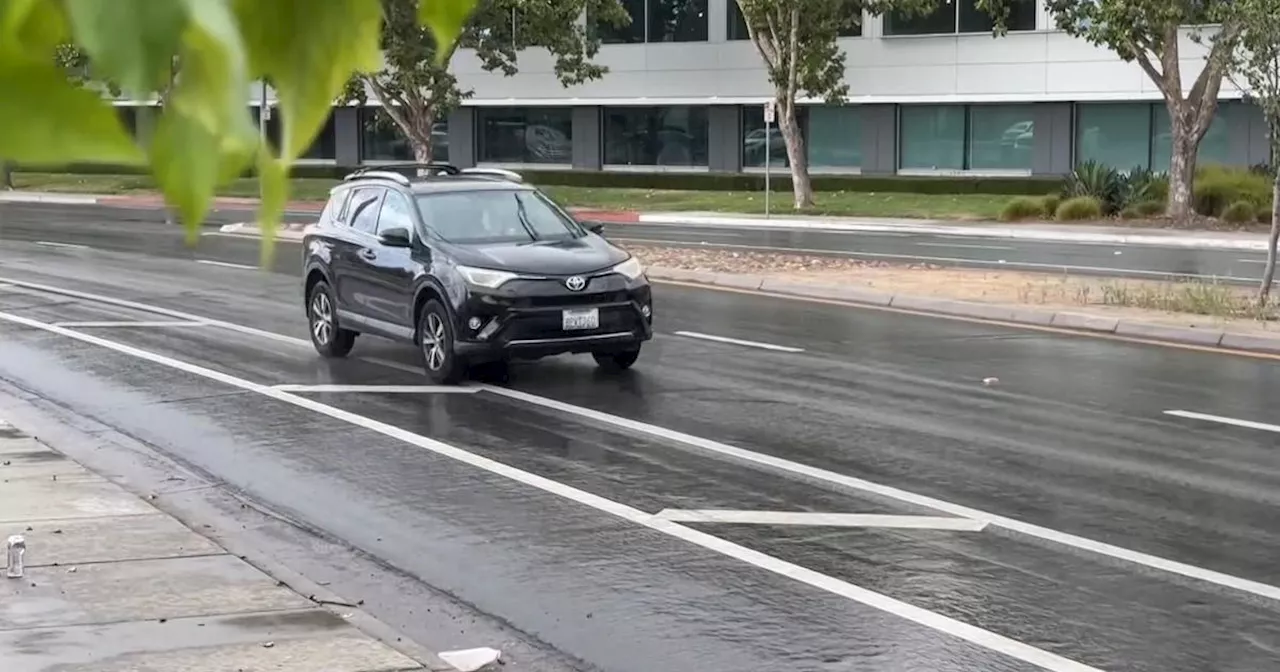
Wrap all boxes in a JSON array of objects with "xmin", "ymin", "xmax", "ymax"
[{"xmin": 565, "ymin": 276, "xmax": 586, "ymax": 291}]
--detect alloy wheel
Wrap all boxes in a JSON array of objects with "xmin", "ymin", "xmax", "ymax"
[
  {"xmin": 310, "ymin": 292, "xmax": 333, "ymax": 345},
  {"xmin": 421, "ymin": 313, "xmax": 448, "ymax": 371}
]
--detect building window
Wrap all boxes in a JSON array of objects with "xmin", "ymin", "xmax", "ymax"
[
  {"xmin": 596, "ymin": 0, "xmax": 645, "ymax": 43},
  {"xmin": 596, "ymin": 0, "xmax": 708, "ymax": 43},
  {"xmin": 249, "ymin": 107, "xmax": 337, "ymax": 160},
  {"xmin": 603, "ymin": 106, "xmax": 709, "ymax": 167},
  {"xmin": 359, "ymin": 107, "xmax": 448, "ymax": 162},
  {"xmin": 742, "ymin": 105, "xmax": 800, "ymax": 168},
  {"xmin": 1076, "ymin": 102, "xmax": 1235, "ymax": 172},
  {"xmin": 885, "ymin": 0, "xmax": 1034, "ymax": 35},
  {"xmin": 899, "ymin": 105, "xmax": 966, "ymax": 170},
  {"xmin": 478, "ymin": 107, "xmax": 573, "ymax": 164},
  {"xmin": 808, "ymin": 106, "xmax": 862, "ymax": 169},
  {"xmin": 968, "ymin": 104, "xmax": 1034, "ymax": 170},
  {"xmin": 1151, "ymin": 103, "xmax": 1232, "ymax": 170},
  {"xmin": 650, "ymin": 0, "xmax": 708, "ymax": 42},
  {"xmin": 729, "ymin": 2, "xmax": 861, "ymax": 40}
]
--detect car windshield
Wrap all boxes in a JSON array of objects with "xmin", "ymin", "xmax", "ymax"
[{"xmin": 416, "ymin": 189, "xmax": 583, "ymax": 244}]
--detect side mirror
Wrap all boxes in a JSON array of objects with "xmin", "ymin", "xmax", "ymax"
[
  {"xmin": 587, "ymin": 222, "xmax": 605, "ymax": 235},
  {"xmin": 379, "ymin": 227, "xmax": 412, "ymax": 248}
]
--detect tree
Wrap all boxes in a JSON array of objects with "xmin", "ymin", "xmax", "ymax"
[
  {"xmin": 0, "ymin": 0, "xmax": 482, "ymax": 257},
  {"xmin": 1225, "ymin": 0, "xmax": 1280, "ymax": 305},
  {"xmin": 343, "ymin": 0, "xmax": 627, "ymax": 169},
  {"xmin": 1017, "ymin": 0, "xmax": 1242, "ymax": 222}
]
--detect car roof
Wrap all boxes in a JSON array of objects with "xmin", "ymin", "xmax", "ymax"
[{"xmin": 333, "ymin": 164, "xmax": 536, "ymax": 197}]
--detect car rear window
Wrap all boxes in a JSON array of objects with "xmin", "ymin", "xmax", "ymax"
[{"xmin": 416, "ymin": 189, "xmax": 584, "ymax": 244}]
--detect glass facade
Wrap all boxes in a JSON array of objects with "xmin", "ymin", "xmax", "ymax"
[
  {"xmin": 808, "ymin": 106, "xmax": 862, "ymax": 169},
  {"xmin": 968, "ymin": 104, "xmax": 1035, "ymax": 170},
  {"xmin": 729, "ymin": 2, "xmax": 861, "ymax": 40},
  {"xmin": 1076, "ymin": 102, "xmax": 1236, "ymax": 172},
  {"xmin": 1151, "ymin": 104, "xmax": 1233, "ymax": 170},
  {"xmin": 596, "ymin": 0, "xmax": 707, "ymax": 43},
  {"xmin": 885, "ymin": 0, "xmax": 1035, "ymax": 35},
  {"xmin": 899, "ymin": 105, "xmax": 966, "ymax": 170},
  {"xmin": 478, "ymin": 107, "xmax": 573, "ymax": 164},
  {"xmin": 741, "ymin": 105, "xmax": 795, "ymax": 168},
  {"xmin": 250, "ymin": 106, "xmax": 337, "ymax": 160},
  {"xmin": 603, "ymin": 106, "xmax": 709, "ymax": 167},
  {"xmin": 359, "ymin": 107, "xmax": 448, "ymax": 162}
]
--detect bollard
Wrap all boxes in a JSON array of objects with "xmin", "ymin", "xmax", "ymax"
[{"xmin": 6, "ymin": 535, "xmax": 25, "ymax": 578}]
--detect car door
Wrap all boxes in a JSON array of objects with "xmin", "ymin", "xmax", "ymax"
[
  {"xmin": 351, "ymin": 189, "xmax": 418, "ymax": 334},
  {"xmin": 332, "ymin": 186, "xmax": 385, "ymax": 326}
]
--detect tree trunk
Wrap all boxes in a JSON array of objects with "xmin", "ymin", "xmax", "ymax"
[
  {"xmin": 402, "ymin": 110, "xmax": 437, "ymax": 176},
  {"xmin": 1166, "ymin": 113, "xmax": 1198, "ymax": 224},
  {"xmin": 1260, "ymin": 172, "xmax": 1280, "ymax": 307},
  {"xmin": 777, "ymin": 103, "xmax": 813, "ymax": 209}
]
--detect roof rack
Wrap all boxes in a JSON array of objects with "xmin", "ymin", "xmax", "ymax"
[
  {"xmin": 460, "ymin": 167, "xmax": 525, "ymax": 183},
  {"xmin": 343, "ymin": 162, "xmax": 462, "ymax": 184}
]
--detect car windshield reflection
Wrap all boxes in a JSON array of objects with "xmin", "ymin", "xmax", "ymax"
[{"xmin": 416, "ymin": 190, "xmax": 583, "ymax": 245}]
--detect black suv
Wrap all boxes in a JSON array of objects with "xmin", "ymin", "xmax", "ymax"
[{"xmin": 302, "ymin": 164, "xmax": 653, "ymax": 384}]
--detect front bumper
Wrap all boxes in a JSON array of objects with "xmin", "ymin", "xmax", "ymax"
[{"xmin": 452, "ymin": 274, "xmax": 653, "ymax": 361}]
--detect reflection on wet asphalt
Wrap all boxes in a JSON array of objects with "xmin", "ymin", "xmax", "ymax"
[{"xmin": 2, "ymin": 241, "xmax": 1280, "ymax": 671}]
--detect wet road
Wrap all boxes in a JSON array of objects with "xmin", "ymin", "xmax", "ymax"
[
  {"xmin": 0, "ymin": 201, "xmax": 1270, "ymax": 284},
  {"xmin": 2, "ymin": 240, "xmax": 1280, "ymax": 671}
]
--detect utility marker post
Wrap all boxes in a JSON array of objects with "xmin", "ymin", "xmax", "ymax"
[{"xmin": 763, "ymin": 101, "xmax": 774, "ymax": 219}]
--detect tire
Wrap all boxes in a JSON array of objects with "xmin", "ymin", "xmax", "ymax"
[
  {"xmin": 592, "ymin": 347, "xmax": 640, "ymax": 372},
  {"xmin": 307, "ymin": 280, "xmax": 356, "ymax": 358},
  {"xmin": 418, "ymin": 299, "xmax": 466, "ymax": 385}
]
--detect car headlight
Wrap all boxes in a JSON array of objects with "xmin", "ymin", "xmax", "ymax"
[
  {"xmin": 457, "ymin": 265, "xmax": 519, "ymax": 289},
  {"xmin": 612, "ymin": 256, "xmax": 644, "ymax": 280}
]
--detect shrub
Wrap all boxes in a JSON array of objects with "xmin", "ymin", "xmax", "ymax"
[
  {"xmin": 1221, "ymin": 200, "xmax": 1256, "ymax": 224},
  {"xmin": 1062, "ymin": 161, "xmax": 1121, "ymax": 213},
  {"xmin": 1119, "ymin": 166, "xmax": 1167, "ymax": 209},
  {"xmin": 1119, "ymin": 205, "xmax": 1143, "ymax": 220},
  {"xmin": 1193, "ymin": 164, "xmax": 1272, "ymax": 217},
  {"xmin": 1040, "ymin": 194, "xmax": 1061, "ymax": 218},
  {"xmin": 999, "ymin": 196, "xmax": 1045, "ymax": 221},
  {"xmin": 1056, "ymin": 195, "xmax": 1103, "ymax": 221},
  {"xmin": 1134, "ymin": 200, "xmax": 1165, "ymax": 217}
]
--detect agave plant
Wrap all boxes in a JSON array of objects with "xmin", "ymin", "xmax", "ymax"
[
  {"xmin": 1062, "ymin": 160, "xmax": 1122, "ymax": 214},
  {"xmin": 1118, "ymin": 166, "xmax": 1168, "ymax": 210}
]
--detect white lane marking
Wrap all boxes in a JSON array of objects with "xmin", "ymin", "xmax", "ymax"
[
  {"xmin": 196, "ymin": 259, "xmax": 259, "ymax": 271},
  {"xmin": 609, "ymin": 239, "xmax": 1258, "ymax": 283},
  {"xmin": 0, "ymin": 309, "xmax": 1099, "ymax": 672},
  {"xmin": 1236, "ymin": 259, "xmax": 1269, "ymax": 264},
  {"xmin": 270, "ymin": 384, "xmax": 479, "ymax": 394},
  {"xmin": 53, "ymin": 320, "xmax": 209, "ymax": 328},
  {"xmin": 655, "ymin": 509, "xmax": 988, "ymax": 531},
  {"xmin": 481, "ymin": 385, "xmax": 1280, "ymax": 604},
  {"xmin": 9, "ymin": 275, "xmax": 1280, "ymax": 606},
  {"xmin": 359, "ymin": 356, "xmax": 424, "ymax": 374},
  {"xmin": 916, "ymin": 242, "xmax": 1016, "ymax": 251},
  {"xmin": 0, "ymin": 277, "xmax": 309, "ymax": 349},
  {"xmin": 34, "ymin": 241, "xmax": 90, "ymax": 250},
  {"xmin": 673, "ymin": 331, "xmax": 804, "ymax": 353},
  {"xmin": 1164, "ymin": 410, "xmax": 1280, "ymax": 434}
]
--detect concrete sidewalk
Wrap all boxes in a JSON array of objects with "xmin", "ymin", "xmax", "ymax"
[{"xmin": 0, "ymin": 417, "xmax": 427, "ymax": 672}]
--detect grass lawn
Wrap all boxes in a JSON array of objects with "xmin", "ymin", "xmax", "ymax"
[{"xmin": 9, "ymin": 172, "xmax": 1013, "ymax": 220}]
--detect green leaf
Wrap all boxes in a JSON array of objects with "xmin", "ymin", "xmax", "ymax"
[
  {"xmin": 0, "ymin": 56, "xmax": 141, "ymax": 165},
  {"xmin": 419, "ymin": 0, "xmax": 479, "ymax": 64},
  {"xmin": 256, "ymin": 152, "xmax": 287, "ymax": 267},
  {"xmin": 0, "ymin": 0, "xmax": 68, "ymax": 53},
  {"xmin": 62, "ymin": 0, "xmax": 187, "ymax": 94},
  {"xmin": 233, "ymin": 0, "xmax": 382, "ymax": 160}
]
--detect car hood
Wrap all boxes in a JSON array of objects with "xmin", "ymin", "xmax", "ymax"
[{"xmin": 445, "ymin": 234, "xmax": 630, "ymax": 276}]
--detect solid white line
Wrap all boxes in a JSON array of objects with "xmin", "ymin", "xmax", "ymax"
[
  {"xmin": 1164, "ymin": 410, "xmax": 1280, "ymax": 434},
  {"xmin": 673, "ymin": 331, "xmax": 804, "ymax": 353},
  {"xmin": 269, "ymin": 384, "xmax": 478, "ymax": 394},
  {"xmin": 196, "ymin": 259, "xmax": 259, "ymax": 271},
  {"xmin": 53, "ymin": 320, "xmax": 209, "ymax": 328},
  {"xmin": 655, "ymin": 509, "xmax": 987, "ymax": 531},
  {"xmin": 481, "ymin": 385, "xmax": 1280, "ymax": 604},
  {"xmin": 0, "ymin": 309, "xmax": 1099, "ymax": 672},
  {"xmin": 34, "ymin": 241, "xmax": 90, "ymax": 250},
  {"xmin": 9, "ymin": 276, "xmax": 1280, "ymax": 606},
  {"xmin": 916, "ymin": 242, "xmax": 1016, "ymax": 251},
  {"xmin": 1237, "ymin": 259, "xmax": 1268, "ymax": 264}
]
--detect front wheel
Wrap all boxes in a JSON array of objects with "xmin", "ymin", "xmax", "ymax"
[
  {"xmin": 308, "ymin": 281, "xmax": 356, "ymax": 358},
  {"xmin": 592, "ymin": 347, "xmax": 640, "ymax": 372},
  {"xmin": 418, "ymin": 300, "xmax": 466, "ymax": 385}
]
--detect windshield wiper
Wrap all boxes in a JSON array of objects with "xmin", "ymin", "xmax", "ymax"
[{"xmin": 512, "ymin": 194, "xmax": 539, "ymax": 242}]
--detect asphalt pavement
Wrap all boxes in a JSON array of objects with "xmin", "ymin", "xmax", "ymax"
[
  {"xmin": 1, "ymin": 237, "xmax": 1280, "ymax": 671},
  {"xmin": 0, "ymin": 201, "xmax": 1272, "ymax": 284}
]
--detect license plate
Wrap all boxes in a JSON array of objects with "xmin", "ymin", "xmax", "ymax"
[{"xmin": 562, "ymin": 307, "xmax": 599, "ymax": 331}]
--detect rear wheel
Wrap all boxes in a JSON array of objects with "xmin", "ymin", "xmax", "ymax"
[
  {"xmin": 592, "ymin": 347, "xmax": 640, "ymax": 372},
  {"xmin": 308, "ymin": 281, "xmax": 356, "ymax": 358},
  {"xmin": 418, "ymin": 300, "xmax": 466, "ymax": 385}
]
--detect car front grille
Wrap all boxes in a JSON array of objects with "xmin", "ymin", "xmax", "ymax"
[{"xmin": 501, "ymin": 305, "xmax": 640, "ymax": 341}]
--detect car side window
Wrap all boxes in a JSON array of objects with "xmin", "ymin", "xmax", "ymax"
[
  {"xmin": 348, "ymin": 188, "xmax": 384, "ymax": 234},
  {"xmin": 377, "ymin": 191, "xmax": 414, "ymax": 236},
  {"xmin": 320, "ymin": 189, "xmax": 352, "ymax": 226}
]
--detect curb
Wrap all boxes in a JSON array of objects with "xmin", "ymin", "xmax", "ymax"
[
  {"xmin": 647, "ymin": 266, "xmax": 1280, "ymax": 355},
  {"xmin": 219, "ymin": 222, "xmax": 307, "ymax": 240},
  {"xmin": 634, "ymin": 213, "xmax": 1274, "ymax": 252}
]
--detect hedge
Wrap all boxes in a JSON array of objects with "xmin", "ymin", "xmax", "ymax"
[{"xmin": 18, "ymin": 162, "xmax": 1062, "ymax": 196}]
